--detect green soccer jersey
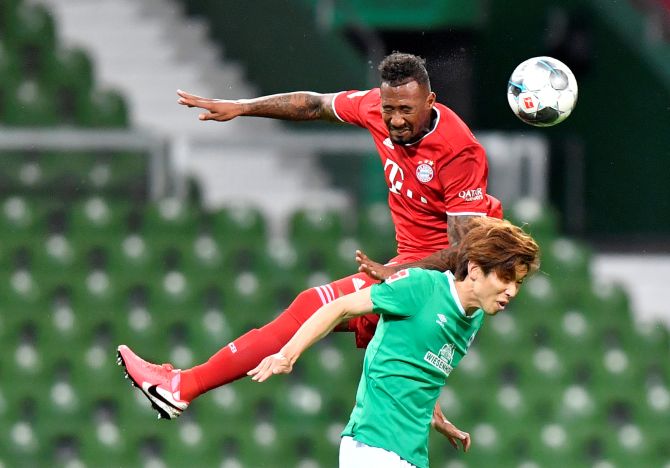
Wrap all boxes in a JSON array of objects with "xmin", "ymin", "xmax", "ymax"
[{"xmin": 341, "ymin": 268, "xmax": 485, "ymax": 468}]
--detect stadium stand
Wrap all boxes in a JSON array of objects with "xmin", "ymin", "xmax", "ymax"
[
  {"xmin": 1, "ymin": 0, "xmax": 669, "ymax": 466},
  {"xmin": 1, "ymin": 186, "xmax": 669, "ymax": 466}
]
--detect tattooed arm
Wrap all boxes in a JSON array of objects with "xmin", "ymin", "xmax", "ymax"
[
  {"xmin": 356, "ymin": 215, "xmax": 479, "ymax": 280},
  {"xmin": 176, "ymin": 89, "xmax": 340, "ymax": 122}
]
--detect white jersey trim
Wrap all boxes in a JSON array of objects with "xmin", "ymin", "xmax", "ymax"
[
  {"xmin": 445, "ymin": 271, "xmax": 467, "ymax": 317},
  {"xmin": 331, "ymin": 91, "xmax": 346, "ymax": 123},
  {"xmin": 446, "ymin": 211, "xmax": 487, "ymax": 216}
]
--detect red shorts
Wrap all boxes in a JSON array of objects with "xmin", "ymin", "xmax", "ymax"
[{"xmin": 331, "ymin": 254, "xmax": 421, "ymax": 348}]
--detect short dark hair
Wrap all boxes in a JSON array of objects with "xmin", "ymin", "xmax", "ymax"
[{"xmin": 378, "ymin": 52, "xmax": 431, "ymax": 89}]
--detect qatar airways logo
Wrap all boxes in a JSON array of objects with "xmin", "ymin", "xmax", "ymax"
[{"xmin": 459, "ymin": 188, "xmax": 483, "ymax": 202}]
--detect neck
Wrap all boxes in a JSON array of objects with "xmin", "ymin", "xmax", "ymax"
[{"xmin": 454, "ymin": 280, "xmax": 479, "ymax": 316}]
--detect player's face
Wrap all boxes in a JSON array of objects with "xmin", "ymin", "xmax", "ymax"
[
  {"xmin": 474, "ymin": 265, "xmax": 529, "ymax": 316},
  {"xmin": 380, "ymin": 80, "xmax": 436, "ymax": 144}
]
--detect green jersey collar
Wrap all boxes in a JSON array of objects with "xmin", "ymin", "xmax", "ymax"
[{"xmin": 445, "ymin": 270, "xmax": 482, "ymax": 319}]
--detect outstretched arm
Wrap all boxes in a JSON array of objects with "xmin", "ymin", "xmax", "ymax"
[
  {"xmin": 357, "ymin": 215, "xmax": 479, "ymax": 280},
  {"xmin": 177, "ymin": 89, "xmax": 340, "ymax": 122},
  {"xmin": 248, "ymin": 289, "xmax": 373, "ymax": 382}
]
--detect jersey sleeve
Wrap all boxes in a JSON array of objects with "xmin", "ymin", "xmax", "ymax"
[
  {"xmin": 438, "ymin": 145, "xmax": 490, "ymax": 216},
  {"xmin": 370, "ymin": 268, "xmax": 435, "ymax": 318},
  {"xmin": 331, "ymin": 89, "xmax": 378, "ymax": 128},
  {"xmin": 485, "ymin": 194, "xmax": 504, "ymax": 219}
]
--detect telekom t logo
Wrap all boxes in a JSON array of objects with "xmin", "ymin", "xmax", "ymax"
[{"xmin": 384, "ymin": 158, "xmax": 404, "ymax": 194}]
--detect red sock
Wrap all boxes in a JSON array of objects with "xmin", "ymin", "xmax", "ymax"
[{"xmin": 180, "ymin": 287, "xmax": 327, "ymax": 401}]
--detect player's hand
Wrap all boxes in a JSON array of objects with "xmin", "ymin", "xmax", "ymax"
[
  {"xmin": 247, "ymin": 353, "xmax": 293, "ymax": 382},
  {"xmin": 431, "ymin": 404, "xmax": 471, "ymax": 452},
  {"xmin": 177, "ymin": 89, "xmax": 242, "ymax": 121},
  {"xmin": 356, "ymin": 250, "xmax": 396, "ymax": 281}
]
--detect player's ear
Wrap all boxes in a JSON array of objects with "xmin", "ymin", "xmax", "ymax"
[
  {"xmin": 467, "ymin": 261, "xmax": 480, "ymax": 281},
  {"xmin": 426, "ymin": 92, "xmax": 436, "ymax": 108}
]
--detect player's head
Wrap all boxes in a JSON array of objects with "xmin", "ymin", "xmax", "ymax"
[
  {"xmin": 378, "ymin": 52, "xmax": 436, "ymax": 145},
  {"xmin": 451, "ymin": 217, "xmax": 540, "ymax": 315}
]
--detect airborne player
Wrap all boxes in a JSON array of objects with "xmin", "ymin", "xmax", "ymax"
[{"xmin": 118, "ymin": 52, "xmax": 501, "ymax": 449}]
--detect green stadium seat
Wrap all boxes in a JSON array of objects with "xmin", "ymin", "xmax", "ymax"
[
  {"xmin": 0, "ymin": 0, "xmax": 20, "ymax": 37},
  {"xmin": 0, "ymin": 195, "xmax": 46, "ymax": 245},
  {"xmin": 194, "ymin": 385, "xmax": 245, "ymax": 425},
  {"xmin": 10, "ymin": 3, "xmax": 56, "ymax": 78},
  {"xmin": 1, "ymin": 321, "xmax": 46, "ymax": 402},
  {"xmin": 113, "ymin": 152, "xmax": 149, "ymax": 195},
  {"xmin": 0, "ymin": 411, "xmax": 41, "ymax": 467},
  {"xmin": 69, "ymin": 323, "xmax": 121, "ymax": 399},
  {"xmin": 300, "ymin": 236, "xmax": 361, "ymax": 281},
  {"xmin": 289, "ymin": 207, "xmax": 346, "ymax": 246},
  {"xmin": 588, "ymin": 282, "xmax": 634, "ymax": 328},
  {"xmin": 162, "ymin": 425, "xmax": 211, "ymax": 466},
  {"xmin": 635, "ymin": 321, "xmax": 670, "ymax": 359},
  {"xmin": 219, "ymin": 272, "xmax": 277, "ymax": 330},
  {"xmin": 208, "ymin": 204, "xmax": 268, "ymax": 254},
  {"xmin": 637, "ymin": 391, "xmax": 670, "ymax": 464},
  {"xmin": 0, "ymin": 189, "xmax": 662, "ymax": 466},
  {"xmin": 67, "ymin": 196, "xmax": 132, "ymax": 247},
  {"xmin": 577, "ymin": 421, "xmax": 653, "ymax": 467},
  {"xmin": 471, "ymin": 312, "xmax": 523, "ymax": 363},
  {"xmin": 31, "ymin": 233, "xmax": 77, "ymax": 277},
  {"xmin": 557, "ymin": 308, "xmax": 598, "ymax": 351},
  {"xmin": 542, "ymin": 237, "xmax": 593, "ymax": 303},
  {"xmin": 78, "ymin": 426, "xmax": 127, "ymax": 468},
  {"xmin": 4, "ymin": 79, "xmax": 58, "ymax": 127},
  {"xmin": 43, "ymin": 47, "xmax": 94, "ymax": 123},
  {"xmin": 299, "ymin": 338, "xmax": 363, "ymax": 395},
  {"xmin": 40, "ymin": 288, "xmax": 84, "ymax": 360},
  {"xmin": 77, "ymin": 88, "xmax": 129, "ymax": 128},
  {"xmin": 278, "ymin": 420, "xmax": 338, "ymax": 466},
  {"xmin": 195, "ymin": 383, "xmax": 291, "ymax": 463},
  {"xmin": 356, "ymin": 201, "xmax": 398, "ymax": 262},
  {"xmin": 0, "ymin": 267, "xmax": 43, "ymax": 312},
  {"xmin": 32, "ymin": 150, "xmax": 85, "ymax": 195},
  {"xmin": 453, "ymin": 421, "xmax": 509, "ymax": 466},
  {"xmin": 21, "ymin": 151, "xmax": 148, "ymax": 198},
  {"xmin": 527, "ymin": 421, "xmax": 581, "ymax": 467},
  {"xmin": 68, "ymin": 268, "xmax": 123, "ymax": 327},
  {"xmin": 179, "ymin": 233, "xmax": 226, "ymax": 288},
  {"xmin": 0, "ymin": 153, "xmax": 42, "ymax": 192},
  {"xmin": 589, "ymin": 347, "xmax": 642, "ymax": 406},
  {"xmin": 82, "ymin": 153, "xmax": 118, "ymax": 193},
  {"xmin": 113, "ymin": 286, "xmax": 170, "ymax": 355},
  {"xmin": 41, "ymin": 362, "xmax": 85, "ymax": 434},
  {"xmin": 508, "ymin": 198, "xmax": 560, "ymax": 247},
  {"xmin": 555, "ymin": 384, "xmax": 598, "ymax": 425},
  {"xmin": 143, "ymin": 269, "xmax": 198, "ymax": 328},
  {"xmin": 19, "ymin": 151, "xmax": 127, "ymax": 197},
  {"xmin": 0, "ymin": 43, "xmax": 20, "ymax": 117},
  {"xmin": 183, "ymin": 305, "xmax": 235, "ymax": 362},
  {"xmin": 106, "ymin": 233, "xmax": 155, "ymax": 281},
  {"xmin": 141, "ymin": 197, "xmax": 200, "ymax": 245}
]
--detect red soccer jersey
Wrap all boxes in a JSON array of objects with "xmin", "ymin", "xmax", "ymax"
[{"xmin": 333, "ymin": 88, "xmax": 494, "ymax": 257}]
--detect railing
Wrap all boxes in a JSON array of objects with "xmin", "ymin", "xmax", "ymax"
[
  {"xmin": 0, "ymin": 127, "xmax": 550, "ymax": 208},
  {"xmin": 0, "ymin": 127, "xmax": 170, "ymax": 199}
]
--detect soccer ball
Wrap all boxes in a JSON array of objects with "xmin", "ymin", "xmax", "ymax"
[{"xmin": 507, "ymin": 56, "xmax": 578, "ymax": 127}]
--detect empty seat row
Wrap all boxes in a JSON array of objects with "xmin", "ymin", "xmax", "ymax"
[{"xmin": 0, "ymin": 1, "xmax": 129, "ymax": 127}]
